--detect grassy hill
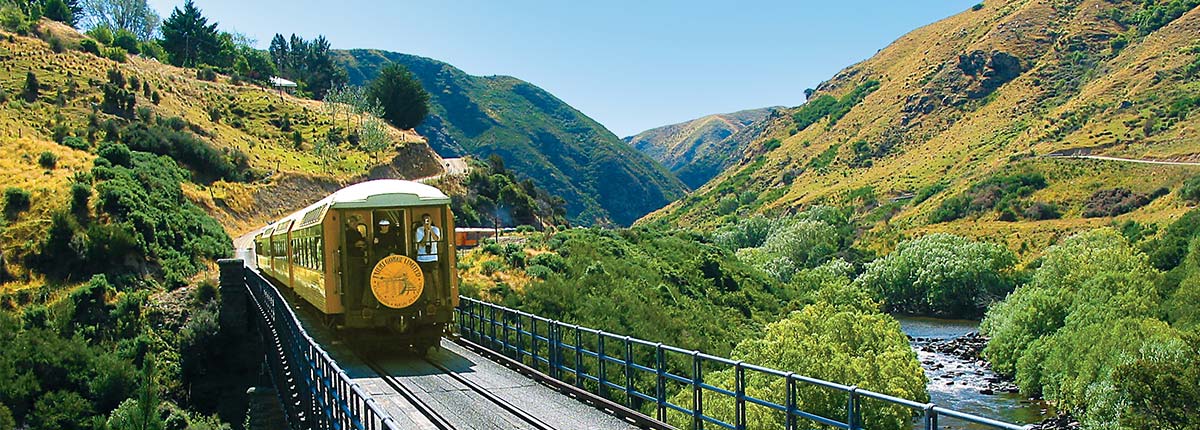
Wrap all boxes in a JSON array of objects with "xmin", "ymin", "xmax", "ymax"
[
  {"xmin": 644, "ymin": 0, "xmax": 1200, "ymax": 257},
  {"xmin": 333, "ymin": 49, "xmax": 687, "ymax": 226},
  {"xmin": 624, "ymin": 107, "xmax": 780, "ymax": 188},
  {"xmin": 0, "ymin": 21, "xmax": 441, "ymax": 286}
]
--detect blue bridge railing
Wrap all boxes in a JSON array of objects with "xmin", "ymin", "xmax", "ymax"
[
  {"xmin": 226, "ymin": 260, "xmax": 399, "ymax": 430},
  {"xmin": 454, "ymin": 296, "xmax": 1029, "ymax": 430}
]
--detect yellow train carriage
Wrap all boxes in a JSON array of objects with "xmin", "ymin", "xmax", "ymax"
[{"xmin": 253, "ymin": 180, "xmax": 459, "ymax": 350}]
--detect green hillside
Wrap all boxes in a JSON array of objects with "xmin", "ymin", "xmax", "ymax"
[
  {"xmin": 645, "ymin": 0, "xmax": 1200, "ymax": 256},
  {"xmin": 333, "ymin": 49, "xmax": 687, "ymax": 226},
  {"xmin": 624, "ymin": 107, "xmax": 780, "ymax": 188}
]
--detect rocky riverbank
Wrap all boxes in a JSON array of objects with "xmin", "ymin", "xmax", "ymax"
[{"xmin": 910, "ymin": 331, "xmax": 1020, "ymax": 396}]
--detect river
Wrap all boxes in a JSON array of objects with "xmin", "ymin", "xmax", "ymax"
[{"xmin": 895, "ymin": 316, "xmax": 1051, "ymax": 429}]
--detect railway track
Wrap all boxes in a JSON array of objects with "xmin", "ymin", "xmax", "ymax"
[{"xmin": 363, "ymin": 351, "xmax": 559, "ymax": 430}]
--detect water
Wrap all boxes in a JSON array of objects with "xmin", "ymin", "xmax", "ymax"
[{"xmin": 894, "ymin": 316, "xmax": 1051, "ymax": 429}]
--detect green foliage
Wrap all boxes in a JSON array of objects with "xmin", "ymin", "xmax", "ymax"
[
  {"xmin": 452, "ymin": 158, "xmax": 567, "ymax": 228},
  {"xmin": 978, "ymin": 228, "xmax": 1200, "ymax": 427},
  {"xmin": 856, "ymin": 234, "xmax": 1017, "ymax": 317},
  {"xmin": 88, "ymin": 26, "xmax": 114, "ymax": 45},
  {"xmin": 268, "ymin": 33, "xmax": 347, "ymax": 99},
  {"xmin": 1124, "ymin": 0, "xmax": 1200, "ymax": 36},
  {"xmin": 160, "ymin": 0, "xmax": 219, "ymax": 67},
  {"xmin": 807, "ymin": 143, "xmax": 839, "ymax": 170},
  {"xmin": 1181, "ymin": 175, "xmax": 1200, "ymax": 203},
  {"xmin": 119, "ymin": 118, "xmax": 255, "ymax": 182},
  {"xmin": 669, "ymin": 287, "xmax": 926, "ymax": 430},
  {"xmin": 29, "ymin": 390, "xmax": 92, "ymax": 430},
  {"xmin": 104, "ymin": 47, "xmax": 128, "ymax": 63},
  {"xmin": 792, "ymin": 95, "xmax": 838, "ymax": 131},
  {"xmin": 727, "ymin": 206, "xmax": 855, "ymax": 283},
  {"xmin": 196, "ymin": 67, "xmax": 217, "ymax": 82},
  {"xmin": 972, "ymin": 3, "xmax": 984, "ymax": 11},
  {"xmin": 22, "ymin": 71, "xmax": 38, "ymax": 103},
  {"xmin": 930, "ymin": 172, "xmax": 1048, "ymax": 222},
  {"xmin": 37, "ymin": 151, "xmax": 57, "ymax": 169},
  {"xmin": 112, "ymin": 28, "xmax": 139, "ymax": 54},
  {"xmin": 3, "ymin": 187, "xmax": 31, "ymax": 220},
  {"xmin": 368, "ymin": 63, "xmax": 429, "ymax": 129},
  {"xmin": 712, "ymin": 215, "xmax": 773, "ymax": 251}
]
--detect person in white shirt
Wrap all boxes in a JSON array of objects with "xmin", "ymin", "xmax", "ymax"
[{"xmin": 415, "ymin": 213, "xmax": 441, "ymax": 262}]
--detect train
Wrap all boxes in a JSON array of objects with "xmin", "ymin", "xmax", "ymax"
[{"xmin": 253, "ymin": 179, "xmax": 459, "ymax": 352}]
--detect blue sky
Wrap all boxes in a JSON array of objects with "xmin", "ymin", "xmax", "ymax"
[{"xmin": 147, "ymin": 1, "xmax": 978, "ymax": 136}]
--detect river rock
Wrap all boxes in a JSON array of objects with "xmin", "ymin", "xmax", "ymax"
[{"xmin": 1029, "ymin": 412, "xmax": 1079, "ymax": 430}]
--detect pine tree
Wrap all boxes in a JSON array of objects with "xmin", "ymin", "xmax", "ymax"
[
  {"xmin": 42, "ymin": 0, "xmax": 82, "ymax": 27},
  {"xmin": 368, "ymin": 63, "xmax": 430, "ymax": 129},
  {"xmin": 160, "ymin": 0, "xmax": 218, "ymax": 67}
]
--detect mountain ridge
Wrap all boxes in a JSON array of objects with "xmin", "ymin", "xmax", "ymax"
[
  {"xmin": 333, "ymin": 49, "xmax": 687, "ymax": 225},
  {"xmin": 643, "ymin": 0, "xmax": 1200, "ymax": 256},
  {"xmin": 624, "ymin": 107, "xmax": 781, "ymax": 188}
]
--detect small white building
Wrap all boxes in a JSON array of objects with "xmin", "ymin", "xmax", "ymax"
[{"xmin": 269, "ymin": 76, "xmax": 297, "ymax": 95}]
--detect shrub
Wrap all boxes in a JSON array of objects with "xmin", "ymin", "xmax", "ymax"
[
  {"xmin": 1181, "ymin": 176, "xmax": 1200, "ymax": 203},
  {"xmin": 49, "ymin": 36, "xmax": 64, "ymax": 53},
  {"xmin": 70, "ymin": 183, "xmax": 91, "ymax": 217},
  {"xmin": 857, "ymin": 233, "xmax": 1017, "ymax": 317},
  {"xmin": 104, "ymin": 47, "xmax": 128, "ymax": 63},
  {"xmin": 480, "ymin": 260, "xmax": 504, "ymax": 276},
  {"xmin": 1022, "ymin": 201, "xmax": 1061, "ymax": 220},
  {"xmin": 528, "ymin": 253, "xmax": 567, "ymax": 273},
  {"xmin": 88, "ymin": 26, "xmax": 114, "ymax": 45},
  {"xmin": 196, "ymin": 68, "xmax": 217, "ymax": 82},
  {"xmin": 112, "ymin": 29, "xmax": 139, "ymax": 54},
  {"xmin": 1083, "ymin": 188, "xmax": 1149, "ymax": 217},
  {"xmin": 22, "ymin": 71, "xmax": 39, "ymax": 102},
  {"xmin": 79, "ymin": 38, "xmax": 100, "ymax": 55},
  {"xmin": 3, "ymin": 187, "xmax": 31, "ymax": 220},
  {"xmin": 525, "ymin": 264, "xmax": 553, "ymax": 280},
  {"xmin": 38, "ymin": 151, "xmax": 57, "ymax": 169},
  {"xmin": 972, "ymin": 2, "xmax": 984, "ymax": 10}
]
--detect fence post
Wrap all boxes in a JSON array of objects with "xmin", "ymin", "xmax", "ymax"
[
  {"xmin": 624, "ymin": 336, "xmax": 634, "ymax": 408},
  {"xmin": 924, "ymin": 403, "xmax": 938, "ymax": 430},
  {"xmin": 531, "ymin": 317, "xmax": 539, "ymax": 371},
  {"xmin": 574, "ymin": 326, "xmax": 584, "ymax": 389},
  {"xmin": 598, "ymin": 333, "xmax": 608, "ymax": 399},
  {"xmin": 655, "ymin": 344, "xmax": 666, "ymax": 423},
  {"xmin": 785, "ymin": 373, "xmax": 796, "ymax": 430},
  {"xmin": 692, "ymin": 351, "xmax": 703, "ymax": 430},
  {"xmin": 847, "ymin": 386, "xmax": 860, "ymax": 430},
  {"xmin": 515, "ymin": 313, "xmax": 524, "ymax": 363},
  {"xmin": 735, "ymin": 362, "xmax": 745, "ymax": 430}
]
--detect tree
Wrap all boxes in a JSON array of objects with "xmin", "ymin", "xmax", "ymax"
[
  {"xmin": 42, "ymin": 0, "xmax": 82, "ymax": 26},
  {"xmin": 22, "ymin": 71, "xmax": 39, "ymax": 103},
  {"xmin": 80, "ymin": 0, "xmax": 159, "ymax": 40},
  {"xmin": 368, "ymin": 63, "xmax": 429, "ymax": 129},
  {"xmin": 159, "ymin": 0, "xmax": 218, "ymax": 67},
  {"xmin": 268, "ymin": 33, "xmax": 288, "ymax": 73},
  {"xmin": 360, "ymin": 117, "xmax": 392, "ymax": 162}
]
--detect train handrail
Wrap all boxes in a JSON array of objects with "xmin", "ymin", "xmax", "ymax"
[
  {"xmin": 454, "ymin": 295, "xmax": 1031, "ymax": 430},
  {"xmin": 228, "ymin": 259, "xmax": 399, "ymax": 430}
]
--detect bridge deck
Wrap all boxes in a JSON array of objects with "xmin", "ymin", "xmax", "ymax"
[{"xmin": 234, "ymin": 246, "xmax": 640, "ymax": 430}]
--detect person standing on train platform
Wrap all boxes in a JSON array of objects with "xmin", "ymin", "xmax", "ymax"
[
  {"xmin": 373, "ymin": 219, "xmax": 401, "ymax": 256},
  {"xmin": 415, "ymin": 213, "xmax": 442, "ymax": 298}
]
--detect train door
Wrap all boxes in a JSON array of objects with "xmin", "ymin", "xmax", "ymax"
[
  {"xmin": 408, "ymin": 206, "xmax": 451, "ymax": 308},
  {"xmin": 339, "ymin": 210, "xmax": 370, "ymax": 313}
]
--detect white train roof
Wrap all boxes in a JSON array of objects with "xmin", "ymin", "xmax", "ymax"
[
  {"xmin": 261, "ymin": 180, "xmax": 450, "ymax": 236},
  {"xmin": 328, "ymin": 179, "xmax": 450, "ymax": 208}
]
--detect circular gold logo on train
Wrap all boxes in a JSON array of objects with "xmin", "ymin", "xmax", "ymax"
[{"xmin": 369, "ymin": 255, "xmax": 424, "ymax": 309}]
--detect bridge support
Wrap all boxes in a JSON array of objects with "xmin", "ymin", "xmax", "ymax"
[{"xmin": 219, "ymin": 258, "xmax": 248, "ymax": 334}]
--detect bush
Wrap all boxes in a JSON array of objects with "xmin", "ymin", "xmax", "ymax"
[
  {"xmin": 1181, "ymin": 175, "xmax": 1200, "ymax": 203},
  {"xmin": 61, "ymin": 136, "xmax": 88, "ymax": 150},
  {"xmin": 1083, "ymin": 188, "xmax": 1150, "ymax": 217},
  {"xmin": 49, "ymin": 36, "xmax": 64, "ymax": 53},
  {"xmin": 79, "ymin": 38, "xmax": 100, "ymax": 55},
  {"xmin": 480, "ymin": 260, "xmax": 504, "ymax": 276},
  {"xmin": 3, "ymin": 187, "xmax": 31, "ymax": 220},
  {"xmin": 528, "ymin": 252, "xmax": 567, "ymax": 273},
  {"xmin": 38, "ymin": 151, "xmax": 57, "ymax": 169},
  {"xmin": 196, "ymin": 68, "xmax": 217, "ymax": 82},
  {"xmin": 856, "ymin": 233, "xmax": 1017, "ymax": 317},
  {"xmin": 88, "ymin": 26, "xmax": 114, "ymax": 45},
  {"xmin": 104, "ymin": 47, "xmax": 128, "ymax": 63},
  {"xmin": 22, "ymin": 71, "xmax": 39, "ymax": 103},
  {"xmin": 112, "ymin": 29, "xmax": 139, "ymax": 55},
  {"xmin": 524, "ymin": 264, "xmax": 553, "ymax": 280},
  {"xmin": 1022, "ymin": 201, "xmax": 1061, "ymax": 220},
  {"xmin": 972, "ymin": 2, "xmax": 984, "ymax": 10}
]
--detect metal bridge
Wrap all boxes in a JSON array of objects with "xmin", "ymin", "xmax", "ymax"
[{"xmin": 219, "ymin": 258, "xmax": 1030, "ymax": 430}]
